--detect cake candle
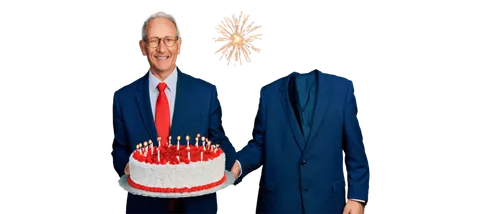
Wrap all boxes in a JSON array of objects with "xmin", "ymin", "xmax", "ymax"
[
  {"xmin": 196, "ymin": 134, "xmax": 200, "ymax": 147},
  {"xmin": 157, "ymin": 148, "xmax": 160, "ymax": 162},
  {"xmin": 202, "ymin": 137, "xmax": 206, "ymax": 151},
  {"xmin": 157, "ymin": 137, "xmax": 161, "ymax": 147},
  {"xmin": 138, "ymin": 144, "xmax": 143, "ymax": 155},
  {"xmin": 186, "ymin": 135, "xmax": 190, "ymax": 150},
  {"xmin": 168, "ymin": 136, "xmax": 172, "ymax": 147},
  {"xmin": 176, "ymin": 136, "xmax": 180, "ymax": 150},
  {"xmin": 143, "ymin": 142, "xmax": 148, "ymax": 156},
  {"xmin": 149, "ymin": 140, "xmax": 153, "ymax": 153}
]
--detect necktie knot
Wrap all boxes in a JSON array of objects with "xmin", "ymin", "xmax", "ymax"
[{"xmin": 157, "ymin": 82, "xmax": 167, "ymax": 91}]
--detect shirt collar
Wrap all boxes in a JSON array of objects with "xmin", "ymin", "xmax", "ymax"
[{"xmin": 148, "ymin": 67, "xmax": 178, "ymax": 93}]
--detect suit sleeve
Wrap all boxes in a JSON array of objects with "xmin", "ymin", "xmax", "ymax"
[
  {"xmin": 342, "ymin": 81, "xmax": 370, "ymax": 203},
  {"xmin": 111, "ymin": 91, "xmax": 130, "ymax": 177},
  {"xmin": 234, "ymin": 88, "xmax": 266, "ymax": 185},
  {"xmin": 208, "ymin": 85, "xmax": 236, "ymax": 172}
]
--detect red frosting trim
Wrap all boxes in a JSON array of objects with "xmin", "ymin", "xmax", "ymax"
[
  {"xmin": 128, "ymin": 174, "xmax": 227, "ymax": 193},
  {"xmin": 132, "ymin": 145, "xmax": 224, "ymax": 165}
]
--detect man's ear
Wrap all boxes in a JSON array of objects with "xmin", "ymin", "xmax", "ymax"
[
  {"xmin": 177, "ymin": 37, "xmax": 182, "ymax": 55},
  {"xmin": 179, "ymin": 36, "xmax": 184, "ymax": 56},
  {"xmin": 139, "ymin": 40, "xmax": 147, "ymax": 56}
]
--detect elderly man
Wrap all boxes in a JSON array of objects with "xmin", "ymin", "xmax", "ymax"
[
  {"xmin": 231, "ymin": 70, "xmax": 370, "ymax": 213},
  {"xmin": 111, "ymin": 11, "xmax": 236, "ymax": 214}
]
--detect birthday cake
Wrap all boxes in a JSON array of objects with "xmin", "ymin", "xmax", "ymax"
[{"xmin": 127, "ymin": 135, "xmax": 227, "ymax": 194}]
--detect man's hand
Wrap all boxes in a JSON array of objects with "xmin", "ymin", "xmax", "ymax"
[
  {"xmin": 230, "ymin": 161, "xmax": 241, "ymax": 179},
  {"xmin": 342, "ymin": 200, "xmax": 364, "ymax": 214},
  {"xmin": 124, "ymin": 163, "xmax": 130, "ymax": 175}
]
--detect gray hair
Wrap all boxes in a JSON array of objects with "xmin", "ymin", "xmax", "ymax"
[{"xmin": 141, "ymin": 11, "xmax": 180, "ymax": 40}]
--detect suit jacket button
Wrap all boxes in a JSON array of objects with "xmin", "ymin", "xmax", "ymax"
[
  {"xmin": 301, "ymin": 160, "xmax": 306, "ymax": 165},
  {"xmin": 304, "ymin": 186, "xmax": 308, "ymax": 191}
]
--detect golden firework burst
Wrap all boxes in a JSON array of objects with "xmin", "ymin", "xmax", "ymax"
[{"xmin": 214, "ymin": 12, "xmax": 262, "ymax": 66}]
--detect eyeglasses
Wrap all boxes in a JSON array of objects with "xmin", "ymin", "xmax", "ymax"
[{"xmin": 144, "ymin": 36, "xmax": 178, "ymax": 48}]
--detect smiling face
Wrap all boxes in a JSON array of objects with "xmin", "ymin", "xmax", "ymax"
[{"xmin": 140, "ymin": 18, "xmax": 182, "ymax": 79}]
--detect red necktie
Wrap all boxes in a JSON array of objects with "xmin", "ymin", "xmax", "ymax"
[
  {"xmin": 155, "ymin": 82, "xmax": 170, "ymax": 147},
  {"xmin": 156, "ymin": 82, "xmax": 178, "ymax": 211}
]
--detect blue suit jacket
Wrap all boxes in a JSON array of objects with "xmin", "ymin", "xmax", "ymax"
[
  {"xmin": 111, "ymin": 68, "xmax": 236, "ymax": 213},
  {"xmin": 235, "ymin": 70, "xmax": 369, "ymax": 213}
]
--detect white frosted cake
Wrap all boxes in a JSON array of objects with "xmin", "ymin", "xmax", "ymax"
[{"xmin": 127, "ymin": 136, "xmax": 227, "ymax": 193}]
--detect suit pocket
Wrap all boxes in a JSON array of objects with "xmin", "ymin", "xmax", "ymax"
[{"xmin": 331, "ymin": 181, "xmax": 345, "ymax": 194}]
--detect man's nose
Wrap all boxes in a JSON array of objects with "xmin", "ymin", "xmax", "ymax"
[{"xmin": 157, "ymin": 40, "xmax": 166, "ymax": 52}]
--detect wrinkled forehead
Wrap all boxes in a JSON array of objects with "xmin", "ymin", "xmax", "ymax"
[{"xmin": 145, "ymin": 18, "xmax": 177, "ymax": 38}]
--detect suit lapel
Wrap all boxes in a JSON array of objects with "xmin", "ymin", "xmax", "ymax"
[
  {"xmin": 169, "ymin": 69, "xmax": 186, "ymax": 139},
  {"xmin": 135, "ymin": 72, "xmax": 158, "ymax": 141},
  {"xmin": 280, "ymin": 74, "xmax": 306, "ymax": 152},
  {"xmin": 305, "ymin": 71, "xmax": 332, "ymax": 148}
]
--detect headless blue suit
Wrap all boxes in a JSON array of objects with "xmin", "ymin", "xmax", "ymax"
[
  {"xmin": 111, "ymin": 68, "xmax": 236, "ymax": 213},
  {"xmin": 235, "ymin": 70, "xmax": 369, "ymax": 213}
]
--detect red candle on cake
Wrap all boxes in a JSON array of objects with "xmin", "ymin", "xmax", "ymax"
[{"xmin": 157, "ymin": 147, "xmax": 160, "ymax": 162}]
